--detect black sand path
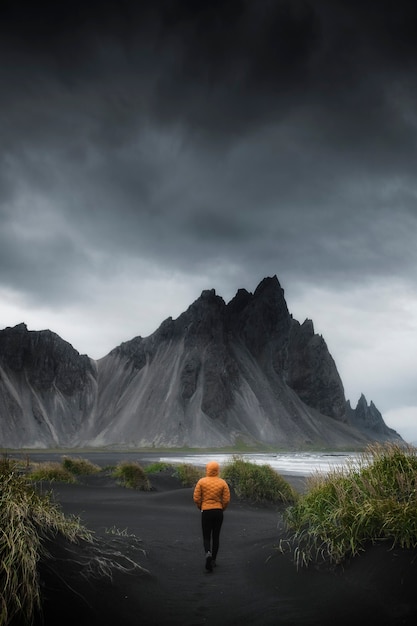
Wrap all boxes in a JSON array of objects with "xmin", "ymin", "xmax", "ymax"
[{"xmin": 35, "ymin": 468, "xmax": 417, "ymax": 625}]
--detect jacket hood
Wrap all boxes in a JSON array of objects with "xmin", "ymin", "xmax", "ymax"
[{"xmin": 206, "ymin": 461, "xmax": 220, "ymax": 477}]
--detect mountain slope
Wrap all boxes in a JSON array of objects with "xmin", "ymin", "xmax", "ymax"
[{"xmin": 0, "ymin": 277, "xmax": 403, "ymax": 448}]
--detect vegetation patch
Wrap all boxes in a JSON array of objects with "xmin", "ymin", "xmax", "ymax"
[
  {"xmin": 173, "ymin": 463, "xmax": 204, "ymax": 487},
  {"xmin": 0, "ymin": 460, "xmax": 91, "ymax": 625},
  {"xmin": 27, "ymin": 457, "xmax": 100, "ymax": 483},
  {"xmin": 61, "ymin": 456, "xmax": 101, "ymax": 475},
  {"xmin": 222, "ymin": 456, "xmax": 298, "ymax": 504},
  {"xmin": 144, "ymin": 461, "xmax": 171, "ymax": 474},
  {"xmin": 282, "ymin": 443, "xmax": 417, "ymax": 568},
  {"xmin": 113, "ymin": 461, "xmax": 151, "ymax": 490},
  {"xmin": 28, "ymin": 461, "xmax": 76, "ymax": 483}
]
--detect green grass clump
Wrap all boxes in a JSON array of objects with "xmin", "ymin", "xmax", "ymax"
[
  {"xmin": 0, "ymin": 464, "xmax": 91, "ymax": 625},
  {"xmin": 144, "ymin": 461, "xmax": 171, "ymax": 474},
  {"xmin": 222, "ymin": 457, "xmax": 298, "ymax": 504},
  {"xmin": 173, "ymin": 463, "xmax": 204, "ymax": 486},
  {"xmin": 61, "ymin": 456, "xmax": 101, "ymax": 476},
  {"xmin": 113, "ymin": 461, "xmax": 151, "ymax": 490},
  {"xmin": 283, "ymin": 443, "xmax": 417, "ymax": 568},
  {"xmin": 28, "ymin": 461, "xmax": 76, "ymax": 483}
]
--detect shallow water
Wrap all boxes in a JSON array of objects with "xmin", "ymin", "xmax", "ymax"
[{"xmin": 156, "ymin": 451, "xmax": 361, "ymax": 476}]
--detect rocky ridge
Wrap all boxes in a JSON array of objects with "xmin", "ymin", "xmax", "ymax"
[{"xmin": 0, "ymin": 276, "xmax": 402, "ymax": 448}]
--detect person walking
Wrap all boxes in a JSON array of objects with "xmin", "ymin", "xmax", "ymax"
[{"xmin": 193, "ymin": 461, "xmax": 231, "ymax": 572}]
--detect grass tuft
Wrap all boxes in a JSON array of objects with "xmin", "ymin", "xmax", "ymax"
[
  {"xmin": 113, "ymin": 461, "xmax": 151, "ymax": 490},
  {"xmin": 0, "ymin": 464, "xmax": 91, "ymax": 625},
  {"xmin": 282, "ymin": 443, "xmax": 417, "ymax": 568},
  {"xmin": 61, "ymin": 456, "xmax": 101, "ymax": 475},
  {"xmin": 173, "ymin": 463, "xmax": 204, "ymax": 487},
  {"xmin": 143, "ymin": 461, "xmax": 171, "ymax": 474},
  {"xmin": 222, "ymin": 456, "xmax": 298, "ymax": 504},
  {"xmin": 28, "ymin": 461, "xmax": 76, "ymax": 483}
]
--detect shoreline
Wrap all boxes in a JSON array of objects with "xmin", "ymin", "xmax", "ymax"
[{"xmin": 4, "ymin": 448, "xmax": 362, "ymax": 481}]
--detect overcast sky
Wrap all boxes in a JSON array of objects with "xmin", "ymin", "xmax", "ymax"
[{"xmin": 1, "ymin": 1, "xmax": 416, "ymax": 442}]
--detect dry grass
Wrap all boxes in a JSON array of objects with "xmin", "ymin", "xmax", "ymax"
[
  {"xmin": 0, "ymin": 460, "xmax": 92, "ymax": 625},
  {"xmin": 61, "ymin": 455, "xmax": 101, "ymax": 475},
  {"xmin": 28, "ymin": 461, "xmax": 76, "ymax": 483},
  {"xmin": 282, "ymin": 443, "xmax": 417, "ymax": 567}
]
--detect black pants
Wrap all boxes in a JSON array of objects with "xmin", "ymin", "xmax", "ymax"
[{"xmin": 201, "ymin": 509, "xmax": 223, "ymax": 560}]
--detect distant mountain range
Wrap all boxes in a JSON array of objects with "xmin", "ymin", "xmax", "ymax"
[{"xmin": 0, "ymin": 276, "xmax": 402, "ymax": 449}]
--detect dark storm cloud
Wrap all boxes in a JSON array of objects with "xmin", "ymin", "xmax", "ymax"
[
  {"xmin": 1, "ymin": 0, "xmax": 417, "ymax": 301},
  {"xmin": 2, "ymin": 1, "xmax": 417, "ymax": 147}
]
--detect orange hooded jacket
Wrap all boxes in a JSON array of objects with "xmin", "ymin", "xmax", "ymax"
[{"xmin": 193, "ymin": 461, "xmax": 231, "ymax": 511}]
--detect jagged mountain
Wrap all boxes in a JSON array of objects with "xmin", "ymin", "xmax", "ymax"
[
  {"xmin": 0, "ymin": 322, "xmax": 97, "ymax": 448},
  {"xmin": 0, "ymin": 276, "xmax": 403, "ymax": 449}
]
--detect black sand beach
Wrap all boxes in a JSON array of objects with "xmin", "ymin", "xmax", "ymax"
[{"xmin": 34, "ymin": 463, "xmax": 417, "ymax": 626}]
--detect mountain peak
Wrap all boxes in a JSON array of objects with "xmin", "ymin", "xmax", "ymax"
[
  {"xmin": 0, "ymin": 277, "xmax": 403, "ymax": 448},
  {"xmin": 254, "ymin": 274, "xmax": 281, "ymax": 296}
]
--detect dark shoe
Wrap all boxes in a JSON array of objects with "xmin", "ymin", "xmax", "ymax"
[
  {"xmin": 205, "ymin": 551, "xmax": 213, "ymax": 571},
  {"xmin": 211, "ymin": 559, "xmax": 216, "ymax": 568}
]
